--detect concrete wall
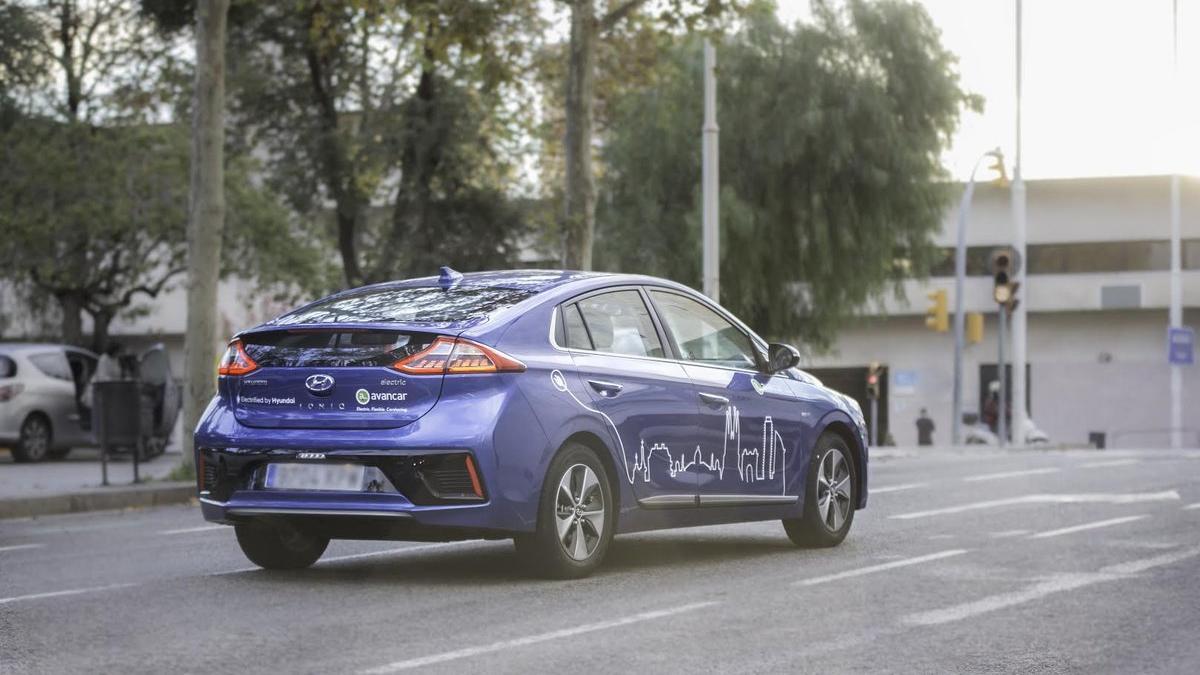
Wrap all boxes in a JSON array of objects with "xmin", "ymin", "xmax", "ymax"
[{"xmin": 806, "ymin": 308, "xmax": 1200, "ymax": 448}]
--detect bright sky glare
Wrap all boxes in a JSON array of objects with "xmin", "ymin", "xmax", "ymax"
[{"xmin": 775, "ymin": 0, "xmax": 1200, "ymax": 179}]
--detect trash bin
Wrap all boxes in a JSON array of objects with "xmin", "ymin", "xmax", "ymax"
[
  {"xmin": 1088, "ymin": 431, "xmax": 1106, "ymax": 450},
  {"xmin": 93, "ymin": 380, "xmax": 152, "ymax": 484}
]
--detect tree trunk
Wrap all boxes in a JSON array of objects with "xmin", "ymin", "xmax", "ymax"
[
  {"xmin": 563, "ymin": 0, "xmax": 597, "ymax": 270},
  {"xmin": 182, "ymin": 0, "xmax": 229, "ymax": 469},
  {"xmin": 56, "ymin": 291, "xmax": 84, "ymax": 347},
  {"xmin": 89, "ymin": 309, "xmax": 112, "ymax": 355}
]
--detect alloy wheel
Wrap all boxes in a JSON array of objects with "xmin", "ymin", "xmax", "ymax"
[
  {"xmin": 21, "ymin": 417, "xmax": 50, "ymax": 461},
  {"xmin": 816, "ymin": 447, "xmax": 852, "ymax": 532},
  {"xmin": 555, "ymin": 463, "xmax": 605, "ymax": 561}
]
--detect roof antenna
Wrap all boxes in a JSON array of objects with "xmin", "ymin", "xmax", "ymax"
[{"xmin": 438, "ymin": 266, "xmax": 463, "ymax": 290}]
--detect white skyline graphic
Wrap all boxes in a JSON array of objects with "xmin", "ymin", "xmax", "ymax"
[{"xmin": 551, "ymin": 370, "xmax": 788, "ymax": 494}]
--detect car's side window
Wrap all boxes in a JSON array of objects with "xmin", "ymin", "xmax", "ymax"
[
  {"xmin": 649, "ymin": 290, "xmax": 759, "ymax": 370},
  {"xmin": 575, "ymin": 291, "xmax": 664, "ymax": 358},
  {"xmin": 29, "ymin": 351, "xmax": 73, "ymax": 381},
  {"xmin": 561, "ymin": 303, "xmax": 594, "ymax": 350}
]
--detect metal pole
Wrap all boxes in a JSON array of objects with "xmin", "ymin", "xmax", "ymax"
[
  {"xmin": 869, "ymin": 397, "xmax": 879, "ymax": 448},
  {"xmin": 952, "ymin": 177, "xmax": 980, "ymax": 445},
  {"xmin": 1011, "ymin": 0, "xmax": 1029, "ymax": 446},
  {"xmin": 1169, "ymin": 0, "xmax": 1182, "ymax": 449},
  {"xmin": 702, "ymin": 40, "xmax": 720, "ymax": 303},
  {"xmin": 997, "ymin": 307, "xmax": 1008, "ymax": 447}
]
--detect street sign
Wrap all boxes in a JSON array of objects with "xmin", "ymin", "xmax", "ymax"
[
  {"xmin": 893, "ymin": 370, "xmax": 918, "ymax": 396},
  {"xmin": 1168, "ymin": 327, "xmax": 1194, "ymax": 366}
]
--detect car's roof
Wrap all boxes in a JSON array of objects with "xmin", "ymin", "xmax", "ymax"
[
  {"xmin": 352, "ymin": 269, "xmax": 608, "ymax": 294},
  {"xmin": 0, "ymin": 342, "xmax": 95, "ymax": 356}
]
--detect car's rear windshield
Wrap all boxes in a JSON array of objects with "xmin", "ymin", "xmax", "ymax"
[{"xmin": 270, "ymin": 286, "xmax": 536, "ymax": 326}]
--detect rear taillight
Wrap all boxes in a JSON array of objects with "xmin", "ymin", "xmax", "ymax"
[
  {"xmin": 0, "ymin": 383, "xmax": 23, "ymax": 402},
  {"xmin": 392, "ymin": 337, "xmax": 525, "ymax": 375},
  {"xmin": 217, "ymin": 340, "xmax": 258, "ymax": 376}
]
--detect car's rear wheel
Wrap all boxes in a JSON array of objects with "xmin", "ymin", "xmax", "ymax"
[
  {"xmin": 12, "ymin": 414, "xmax": 52, "ymax": 463},
  {"xmin": 783, "ymin": 432, "xmax": 856, "ymax": 547},
  {"xmin": 515, "ymin": 442, "xmax": 614, "ymax": 579},
  {"xmin": 234, "ymin": 522, "xmax": 329, "ymax": 570}
]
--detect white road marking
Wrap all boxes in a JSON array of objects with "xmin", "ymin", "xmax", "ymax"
[
  {"xmin": 794, "ymin": 550, "xmax": 968, "ymax": 587},
  {"xmin": 359, "ymin": 601, "xmax": 719, "ymax": 673},
  {"xmin": 891, "ymin": 490, "xmax": 1180, "ymax": 520},
  {"xmin": 0, "ymin": 583, "xmax": 136, "ymax": 606},
  {"xmin": 904, "ymin": 545, "xmax": 1200, "ymax": 626},
  {"xmin": 872, "ymin": 483, "xmax": 927, "ymax": 494},
  {"xmin": 0, "ymin": 543, "xmax": 44, "ymax": 553},
  {"xmin": 989, "ymin": 530, "xmax": 1031, "ymax": 538},
  {"xmin": 1028, "ymin": 515, "xmax": 1148, "ymax": 539},
  {"xmin": 211, "ymin": 540, "xmax": 482, "ymax": 576},
  {"xmin": 1080, "ymin": 459, "xmax": 1140, "ymax": 469},
  {"xmin": 1182, "ymin": 503, "xmax": 1200, "ymax": 510},
  {"xmin": 962, "ymin": 467, "xmax": 1061, "ymax": 483},
  {"xmin": 159, "ymin": 525, "xmax": 227, "ymax": 536}
]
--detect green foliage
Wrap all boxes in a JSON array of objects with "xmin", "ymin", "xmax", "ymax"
[{"xmin": 596, "ymin": 1, "xmax": 979, "ymax": 348}]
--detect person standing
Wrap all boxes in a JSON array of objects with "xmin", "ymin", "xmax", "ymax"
[{"xmin": 916, "ymin": 408, "xmax": 935, "ymax": 446}]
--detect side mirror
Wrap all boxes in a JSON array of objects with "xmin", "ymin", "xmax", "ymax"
[{"xmin": 766, "ymin": 343, "xmax": 801, "ymax": 374}]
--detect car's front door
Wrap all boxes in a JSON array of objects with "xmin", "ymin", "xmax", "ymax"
[
  {"xmin": 647, "ymin": 289, "xmax": 807, "ymax": 505},
  {"xmin": 562, "ymin": 288, "xmax": 701, "ymax": 507}
]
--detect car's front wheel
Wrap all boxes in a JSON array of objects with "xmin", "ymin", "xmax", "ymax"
[
  {"xmin": 234, "ymin": 522, "xmax": 329, "ymax": 570},
  {"xmin": 515, "ymin": 442, "xmax": 615, "ymax": 579},
  {"xmin": 12, "ymin": 414, "xmax": 52, "ymax": 463},
  {"xmin": 783, "ymin": 432, "xmax": 857, "ymax": 547}
]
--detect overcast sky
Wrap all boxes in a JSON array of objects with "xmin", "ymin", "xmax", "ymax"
[{"xmin": 776, "ymin": 0, "xmax": 1199, "ymax": 180}]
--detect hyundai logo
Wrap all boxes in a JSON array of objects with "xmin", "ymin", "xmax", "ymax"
[{"xmin": 305, "ymin": 374, "xmax": 335, "ymax": 395}]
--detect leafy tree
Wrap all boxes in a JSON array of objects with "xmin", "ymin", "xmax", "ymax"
[
  {"xmin": 224, "ymin": 0, "xmax": 542, "ymax": 287},
  {"xmin": 556, "ymin": 0, "xmax": 739, "ymax": 270},
  {"xmin": 595, "ymin": 1, "xmax": 980, "ymax": 348}
]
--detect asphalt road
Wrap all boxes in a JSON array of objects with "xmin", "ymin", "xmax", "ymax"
[{"xmin": 3, "ymin": 448, "xmax": 1200, "ymax": 674}]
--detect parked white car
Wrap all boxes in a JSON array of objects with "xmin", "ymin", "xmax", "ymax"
[{"xmin": 0, "ymin": 343, "xmax": 180, "ymax": 462}]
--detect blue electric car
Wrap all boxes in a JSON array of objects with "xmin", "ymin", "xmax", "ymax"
[{"xmin": 195, "ymin": 269, "xmax": 868, "ymax": 578}]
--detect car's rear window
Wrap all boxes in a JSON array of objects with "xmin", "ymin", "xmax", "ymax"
[
  {"xmin": 271, "ymin": 287, "xmax": 536, "ymax": 326},
  {"xmin": 0, "ymin": 355, "xmax": 15, "ymax": 378}
]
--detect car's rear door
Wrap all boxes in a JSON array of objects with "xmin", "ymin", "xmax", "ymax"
[
  {"xmin": 646, "ymin": 289, "xmax": 806, "ymax": 506},
  {"xmin": 562, "ymin": 288, "xmax": 701, "ymax": 507}
]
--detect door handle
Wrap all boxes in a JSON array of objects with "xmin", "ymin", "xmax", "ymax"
[
  {"xmin": 698, "ymin": 392, "xmax": 730, "ymax": 409},
  {"xmin": 587, "ymin": 379, "xmax": 624, "ymax": 397}
]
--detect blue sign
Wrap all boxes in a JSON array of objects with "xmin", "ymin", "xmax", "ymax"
[{"xmin": 1168, "ymin": 327, "xmax": 1195, "ymax": 366}]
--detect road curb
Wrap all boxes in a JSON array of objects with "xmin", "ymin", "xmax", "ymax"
[{"xmin": 0, "ymin": 482, "xmax": 196, "ymax": 520}]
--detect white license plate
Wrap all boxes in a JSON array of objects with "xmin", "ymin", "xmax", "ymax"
[{"xmin": 264, "ymin": 463, "xmax": 365, "ymax": 491}]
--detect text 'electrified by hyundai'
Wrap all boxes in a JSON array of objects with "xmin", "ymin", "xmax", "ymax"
[{"xmin": 195, "ymin": 268, "xmax": 868, "ymax": 578}]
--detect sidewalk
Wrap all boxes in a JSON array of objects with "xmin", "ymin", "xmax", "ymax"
[{"xmin": 0, "ymin": 447, "xmax": 195, "ymax": 519}]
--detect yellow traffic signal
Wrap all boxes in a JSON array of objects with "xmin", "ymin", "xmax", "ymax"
[
  {"xmin": 967, "ymin": 312, "xmax": 984, "ymax": 344},
  {"xmin": 925, "ymin": 289, "xmax": 949, "ymax": 332},
  {"xmin": 986, "ymin": 148, "xmax": 1008, "ymax": 187}
]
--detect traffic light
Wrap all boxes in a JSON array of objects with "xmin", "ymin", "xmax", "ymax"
[
  {"xmin": 986, "ymin": 148, "xmax": 1009, "ymax": 187},
  {"xmin": 925, "ymin": 289, "xmax": 949, "ymax": 332},
  {"xmin": 989, "ymin": 247, "xmax": 1021, "ymax": 312},
  {"xmin": 866, "ymin": 362, "xmax": 882, "ymax": 400},
  {"xmin": 967, "ymin": 312, "xmax": 984, "ymax": 344}
]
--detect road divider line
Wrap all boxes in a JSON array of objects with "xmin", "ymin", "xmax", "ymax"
[
  {"xmin": 1028, "ymin": 515, "xmax": 1148, "ymax": 539},
  {"xmin": 903, "ymin": 545, "xmax": 1200, "ymax": 626},
  {"xmin": 1080, "ymin": 459, "xmax": 1140, "ymax": 469},
  {"xmin": 872, "ymin": 483, "xmax": 927, "ymax": 494},
  {"xmin": 962, "ymin": 467, "xmax": 1060, "ymax": 483},
  {"xmin": 211, "ymin": 540, "xmax": 483, "ymax": 576},
  {"xmin": 891, "ymin": 491, "xmax": 1180, "ymax": 520},
  {"xmin": 989, "ymin": 530, "xmax": 1030, "ymax": 538},
  {"xmin": 794, "ymin": 549, "xmax": 969, "ymax": 587},
  {"xmin": 159, "ymin": 525, "xmax": 227, "ymax": 536},
  {"xmin": 0, "ymin": 583, "xmax": 136, "ymax": 606},
  {"xmin": 359, "ymin": 601, "xmax": 719, "ymax": 673},
  {"xmin": 0, "ymin": 543, "xmax": 45, "ymax": 553},
  {"xmin": 1182, "ymin": 503, "xmax": 1200, "ymax": 510}
]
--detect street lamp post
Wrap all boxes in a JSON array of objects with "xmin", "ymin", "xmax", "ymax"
[{"xmin": 952, "ymin": 149, "xmax": 1007, "ymax": 445}]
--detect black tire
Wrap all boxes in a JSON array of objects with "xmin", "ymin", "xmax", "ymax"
[
  {"xmin": 234, "ymin": 522, "xmax": 329, "ymax": 570},
  {"xmin": 514, "ymin": 442, "xmax": 615, "ymax": 579},
  {"xmin": 47, "ymin": 447, "xmax": 72, "ymax": 460},
  {"xmin": 783, "ymin": 432, "xmax": 857, "ymax": 548},
  {"xmin": 12, "ymin": 414, "xmax": 52, "ymax": 463}
]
